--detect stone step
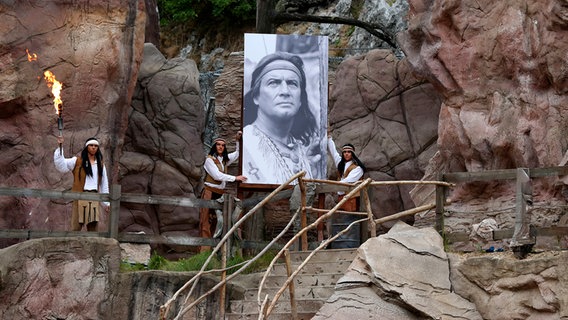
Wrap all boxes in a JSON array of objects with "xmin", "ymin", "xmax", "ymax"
[
  {"xmin": 269, "ymin": 259, "xmax": 353, "ymax": 276},
  {"xmin": 225, "ymin": 312, "xmax": 315, "ymax": 320},
  {"xmin": 262, "ymin": 272, "xmax": 344, "ymax": 288},
  {"xmin": 243, "ymin": 285, "xmax": 336, "ymax": 301},
  {"xmin": 287, "ymin": 248, "xmax": 357, "ymax": 263},
  {"xmin": 229, "ymin": 298, "xmax": 325, "ymax": 314}
]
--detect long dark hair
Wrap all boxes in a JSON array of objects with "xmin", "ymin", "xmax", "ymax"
[
  {"xmin": 338, "ymin": 143, "xmax": 366, "ymax": 176},
  {"xmin": 243, "ymin": 52, "xmax": 317, "ymax": 145},
  {"xmin": 81, "ymin": 137, "xmax": 103, "ymax": 179},
  {"xmin": 208, "ymin": 143, "xmax": 229, "ymax": 163}
]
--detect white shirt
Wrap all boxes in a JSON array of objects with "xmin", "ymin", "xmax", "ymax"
[
  {"xmin": 54, "ymin": 148, "xmax": 110, "ymax": 206},
  {"xmin": 327, "ymin": 137, "xmax": 364, "ymax": 194},
  {"xmin": 204, "ymin": 142, "xmax": 240, "ymax": 190}
]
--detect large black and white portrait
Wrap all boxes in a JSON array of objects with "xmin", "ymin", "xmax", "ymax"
[{"xmin": 242, "ymin": 33, "xmax": 328, "ymax": 185}]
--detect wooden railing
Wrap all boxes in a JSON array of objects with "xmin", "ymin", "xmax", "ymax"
[{"xmin": 4, "ymin": 165, "xmax": 568, "ymax": 319}]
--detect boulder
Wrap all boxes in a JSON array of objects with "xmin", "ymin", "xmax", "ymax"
[
  {"xmin": 0, "ymin": 237, "xmax": 121, "ymax": 319},
  {"xmin": 120, "ymin": 43, "xmax": 205, "ymax": 256},
  {"xmin": 313, "ymin": 222, "xmax": 482, "ymax": 319}
]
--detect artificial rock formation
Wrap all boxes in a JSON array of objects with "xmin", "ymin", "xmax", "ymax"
[
  {"xmin": 328, "ymin": 49, "xmax": 441, "ymax": 228},
  {"xmin": 401, "ymin": 0, "xmax": 568, "ymax": 178},
  {"xmin": 0, "ymin": 0, "xmax": 146, "ymax": 236},
  {"xmin": 399, "ymin": 0, "xmax": 568, "ymax": 247},
  {"xmin": 314, "ymin": 221, "xmax": 568, "ymax": 319},
  {"xmin": 0, "ymin": 237, "xmax": 121, "ymax": 319},
  {"xmin": 0, "ymin": 237, "xmax": 223, "ymax": 320},
  {"xmin": 119, "ymin": 43, "xmax": 205, "ymax": 253}
]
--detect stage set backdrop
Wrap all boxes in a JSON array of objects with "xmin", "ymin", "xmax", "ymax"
[{"xmin": 242, "ymin": 33, "xmax": 328, "ymax": 185}]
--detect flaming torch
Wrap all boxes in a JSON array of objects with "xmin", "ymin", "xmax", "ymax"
[{"xmin": 43, "ymin": 70, "xmax": 63, "ymax": 155}]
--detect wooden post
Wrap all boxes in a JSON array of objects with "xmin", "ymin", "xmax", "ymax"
[
  {"xmin": 299, "ymin": 177, "xmax": 308, "ymax": 251},
  {"xmin": 109, "ymin": 184, "xmax": 121, "ymax": 239},
  {"xmin": 316, "ymin": 194, "xmax": 325, "ymax": 241},
  {"xmin": 219, "ymin": 193, "xmax": 230, "ymax": 319},
  {"xmin": 362, "ymin": 187, "xmax": 375, "ymax": 238},
  {"xmin": 435, "ymin": 178, "xmax": 445, "ymax": 236},
  {"xmin": 284, "ymin": 249, "xmax": 298, "ymax": 320},
  {"xmin": 220, "ymin": 241, "xmax": 227, "ymax": 319},
  {"xmin": 510, "ymin": 168, "xmax": 535, "ymax": 258}
]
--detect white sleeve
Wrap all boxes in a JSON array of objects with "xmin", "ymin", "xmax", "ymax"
[
  {"xmin": 204, "ymin": 157, "xmax": 236, "ymax": 182},
  {"xmin": 340, "ymin": 166, "xmax": 364, "ymax": 184},
  {"xmin": 227, "ymin": 141, "xmax": 240, "ymax": 166},
  {"xmin": 54, "ymin": 148, "xmax": 77, "ymax": 173},
  {"xmin": 327, "ymin": 137, "xmax": 341, "ymax": 167},
  {"xmin": 100, "ymin": 165, "xmax": 110, "ymax": 207}
]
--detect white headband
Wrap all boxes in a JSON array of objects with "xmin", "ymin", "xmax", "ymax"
[{"xmin": 85, "ymin": 139, "xmax": 99, "ymax": 147}]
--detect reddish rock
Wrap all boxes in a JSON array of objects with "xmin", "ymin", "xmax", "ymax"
[
  {"xmin": 400, "ymin": 0, "xmax": 568, "ymax": 243},
  {"xmin": 0, "ymin": 0, "xmax": 146, "ymax": 239},
  {"xmin": 329, "ymin": 50, "xmax": 442, "ymax": 226},
  {"xmin": 120, "ymin": 44, "xmax": 205, "ymax": 255}
]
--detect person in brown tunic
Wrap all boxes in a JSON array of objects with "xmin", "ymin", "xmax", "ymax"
[
  {"xmin": 54, "ymin": 136, "xmax": 110, "ymax": 231},
  {"xmin": 200, "ymin": 132, "xmax": 247, "ymax": 251}
]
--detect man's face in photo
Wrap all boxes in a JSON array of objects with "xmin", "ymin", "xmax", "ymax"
[{"xmin": 254, "ymin": 65, "xmax": 302, "ymax": 121}]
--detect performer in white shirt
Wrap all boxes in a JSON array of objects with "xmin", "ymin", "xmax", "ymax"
[
  {"xmin": 54, "ymin": 136, "xmax": 110, "ymax": 231},
  {"xmin": 200, "ymin": 132, "xmax": 247, "ymax": 251},
  {"xmin": 327, "ymin": 135, "xmax": 366, "ymax": 211}
]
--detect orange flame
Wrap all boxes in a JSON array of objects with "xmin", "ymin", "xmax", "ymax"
[
  {"xmin": 26, "ymin": 49, "xmax": 37, "ymax": 62},
  {"xmin": 43, "ymin": 70, "xmax": 63, "ymax": 115}
]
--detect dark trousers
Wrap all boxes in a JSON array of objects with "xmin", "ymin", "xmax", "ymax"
[{"xmin": 199, "ymin": 187, "xmax": 223, "ymax": 252}]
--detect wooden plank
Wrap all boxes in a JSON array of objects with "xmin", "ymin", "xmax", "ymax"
[
  {"xmin": 308, "ymin": 207, "xmax": 368, "ymax": 216},
  {"xmin": 120, "ymin": 193, "xmax": 221, "ymax": 209},
  {"xmin": 443, "ymin": 166, "xmax": 568, "ymax": 183},
  {"xmin": 118, "ymin": 233, "xmax": 219, "ymax": 246},
  {"xmin": 443, "ymin": 169, "xmax": 517, "ymax": 183},
  {"xmin": 0, "ymin": 230, "xmax": 107, "ymax": 239},
  {"xmin": 239, "ymin": 240, "xmax": 284, "ymax": 250},
  {"xmin": 241, "ymin": 189, "xmax": 293, "ymax": 208},
  {"xmin": 446, "ymin": 227, "xmax": 568, "ymax": 243},
  {"xmin": 0, "ymin": 187, "xmax": 110, "ymax": 201}
]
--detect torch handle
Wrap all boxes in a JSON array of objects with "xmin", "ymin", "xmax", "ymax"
[{"xmin": 57, "ymin": 111, "xmax": 63, "ymax": 155}]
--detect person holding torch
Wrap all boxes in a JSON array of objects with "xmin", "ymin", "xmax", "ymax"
[{"xmin": 54, "ymin": 136, "xmax": 110, "ymax": 231}]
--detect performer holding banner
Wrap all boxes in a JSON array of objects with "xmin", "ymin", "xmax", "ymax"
[
  {"xmin": 199, "ymin": 132, "xmax": 247, "ymax": 252},
  {"xmin": 54, "ymin": 136, "xmax": 110, "ymax": 231}
]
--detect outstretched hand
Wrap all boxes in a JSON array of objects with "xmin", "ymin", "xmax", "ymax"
[{"xmin": 236, "ymin": 130, "xmax": 243, "ymax": 141}]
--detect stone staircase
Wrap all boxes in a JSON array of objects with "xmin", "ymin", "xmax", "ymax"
[{"xmin": 226, "ymin": 248, "xmax": 357, "ymax": 320}]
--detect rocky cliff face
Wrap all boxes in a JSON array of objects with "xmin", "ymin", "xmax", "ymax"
[
  {"xmin": 0, "ymin": 0, "xmax": 146, "ymax": 239},
  {"xmin": 399, "ymin": 0, "xmax": 568, "ymax": 247},
  {"xmin": 400, "ymin": 0, "xmax": 568, "ymax": 187},
  {"xmin": 119, "ymin": 43, "xmax": 205, "ymax": 255}
]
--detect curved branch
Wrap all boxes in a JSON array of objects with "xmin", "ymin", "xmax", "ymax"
[{"xmin": 272, "ymin": 12, "xmax": 398, "ymax": 49}]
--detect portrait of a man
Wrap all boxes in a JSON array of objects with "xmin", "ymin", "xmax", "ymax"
[{"xmin": 242, "ymin": 33, "xmax": 328, "ymax": 185}]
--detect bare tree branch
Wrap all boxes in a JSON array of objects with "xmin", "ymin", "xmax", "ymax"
[{"xmin": 272, "ymin": 12, "xmax": 398, "ymax": 49}]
